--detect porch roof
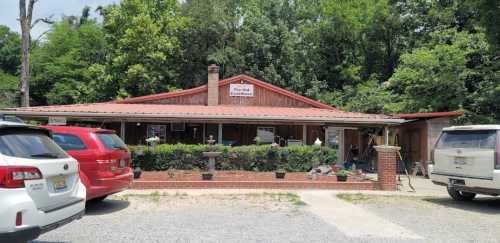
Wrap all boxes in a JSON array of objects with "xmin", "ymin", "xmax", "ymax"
[{"xmin": 2, "ymin": 103, "xmax": 403, "ymax": 125}]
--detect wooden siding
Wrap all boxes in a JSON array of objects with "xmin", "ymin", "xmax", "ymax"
[
  {"xmin": 218, "ymin": 81, "xmax": 313, "ymax": 107},
  {"xmin": 145, "ymin": 92, "xmax": 207, "ymax": 105},
  {"xmin": 140, "ymin": 80, "xmax": 315, "ymax": 108}
]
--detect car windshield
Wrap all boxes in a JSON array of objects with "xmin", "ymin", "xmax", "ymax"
[
  {"xmin": 0, "ymin": 129, "xmax": 68, "ymax": 159},
  {"xmin": 96, "ymin": 133, "xmax": 127, "ymax": 150},
  {"xmin": 436, "ymin": 130, "xmax": 497, "ymax": 149}
]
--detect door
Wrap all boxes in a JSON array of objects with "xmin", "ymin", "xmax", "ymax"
[{"xmin": 326, "ymin": 127, "xmax": 344, "ymax": 163}]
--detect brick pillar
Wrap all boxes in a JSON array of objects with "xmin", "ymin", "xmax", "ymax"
[
  {"xmin": 207, "ymin": 64, "xmax": 219, "ymax": 106},
  {"xmin": 374, "ymin": 145, "xmax": 400, "ymax": 190}
]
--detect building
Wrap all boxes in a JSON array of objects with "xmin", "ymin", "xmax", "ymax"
[{"xmin": 0, "ymin": 65, "xmax": 461, "ymax": 166}]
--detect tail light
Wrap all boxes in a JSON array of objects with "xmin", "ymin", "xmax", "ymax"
[
  {"xmin": 16, "ymin": 211, "xmax": 22, "ymax": 226},
  {"xmin": 0, "ymin": 166, "xmax": 43, "ymax": 188},
  {"xmin": 430, "ymin": 149, "xmax": 435, "ymax": 165}
]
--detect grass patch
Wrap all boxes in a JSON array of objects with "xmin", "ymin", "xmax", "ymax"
[
  {"xmin": 111, "ymin": 191, "xmax": 188, "ymax": 202},
  {"xmin": 336, "ymin": 193, "xmax": 372, "ymax": 204},
  {"xmin": 227, "ymin": 192, "xmax": 307, "ymax": 206}
]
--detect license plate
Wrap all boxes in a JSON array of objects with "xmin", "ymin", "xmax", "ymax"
[
  {"xmin": 119, "ymin": 159, "xmax": 126, "ymax": 168},
  {"xmin": 52, "ymin": 176, "xmax": 67, "ymax": 191},
  {"xmin": 454, "ymin": 157, "xmax": 466, "ymax": 165}
]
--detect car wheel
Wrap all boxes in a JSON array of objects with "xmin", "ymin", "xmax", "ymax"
[{"xmin": 447, "ymin": 187, "xmax": 476, "ymax": 201}]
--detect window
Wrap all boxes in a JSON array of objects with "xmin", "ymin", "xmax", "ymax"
[
  {"xmin": 436, "ymin": 130, "xmax": 497, "ymax": 149},
  {"xmin": 171, "ymin": 122, "xmax": 185, "ymax": 132},
  {"xmin": 147, "ymin": 124, "xmax": 167, "ymax": 143},
  {"xmin": 52, "ymin": 133, "xmax": 87, "ymax": 151},
  {"xmin": 0, "ymin": 129, "xmax": 68, "ymax": 159},
  {"xmin": 257, "ymin": 127, "xmax": 275, "ymax": 144},
  {"xmin": 96, "ymin": 133, "xmax": 128, "ymax": 150}
]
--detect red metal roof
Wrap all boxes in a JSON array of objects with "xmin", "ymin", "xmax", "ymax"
[
  {"xmin": 3, "ymin": 103, "xmax": 400, "ymax": 124},
  {"xmin": 114, "ymin": 74, "xmax": 336, "ymax": 110},
  {"xmin": 392, "ymin": 111, "xmax": 464, "ymax": 119}
]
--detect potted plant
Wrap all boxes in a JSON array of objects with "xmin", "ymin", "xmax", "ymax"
[
  {"xmin": 275, "ymin": 168, "xmax": 286, "ymax": 179},
  {"xmin": 133, "ymin": 167, "xmax": 142, "ymax": 179},
  {"xmin": 202, "ymin": 172, "xmax": 213, "ymax": 180},
  {"xmin": 335, "ymin": 169, "xmax": 349, "ymax": 182}
]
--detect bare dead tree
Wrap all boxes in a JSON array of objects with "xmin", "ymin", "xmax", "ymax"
[{"xmin": 18, "ymin": 0, "xmax": 52, "ymax": 107}]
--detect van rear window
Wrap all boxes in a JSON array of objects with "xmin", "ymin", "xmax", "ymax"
[
  {"xmin": 436, "ymin": 130, "xmax": 497, "ymax": 149},
  {"xmin": 96, "ymin": 133, "xmax": 127, "ymax": 150}
]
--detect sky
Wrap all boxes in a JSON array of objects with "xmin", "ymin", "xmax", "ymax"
[{"xmin": 0, "ymin": 0, "xmax": 120, "ymax": 37}]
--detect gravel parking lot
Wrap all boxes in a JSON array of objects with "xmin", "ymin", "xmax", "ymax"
[
  {"xmin": 33, "ymin": 189, "xmax": 500, "ymax": 243},
  {"xmin": 337, "ymin": 193, "xmax": 500, "ymax": 243}
]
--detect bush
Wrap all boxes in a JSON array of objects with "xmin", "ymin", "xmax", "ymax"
[{"xmin": 129, "ymin": 144, "xmax": 336, "ymax": 172}]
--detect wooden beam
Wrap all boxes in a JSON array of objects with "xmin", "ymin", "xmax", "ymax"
[
  {"xmin": 218, "ymin": 123, "xmax": 223, "ymax": 144},
  {"xmin": 120, "ymin": 121, "xmax": 126, "ymax": 142},
  {"xmin": 302, "ymin": 125, "xmax": 307, "ymax": 145}
]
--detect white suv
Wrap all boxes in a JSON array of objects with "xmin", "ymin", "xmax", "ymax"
[
  {"xmin": 0, "ymin": 121, "xmax": 86, "ymax": 242},
  {"xmin": 429, "ymin": 125, "xmax": 500, "ymax": 201}
]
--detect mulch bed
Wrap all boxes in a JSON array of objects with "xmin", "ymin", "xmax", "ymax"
[{"xmin": 132, "ymin": 170, "xmax": 378, "ymax": 190}]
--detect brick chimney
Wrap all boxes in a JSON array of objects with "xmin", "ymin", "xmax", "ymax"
[{"xmin": 207, "ymin": 64, "xmax": 219, "ymax": 106}]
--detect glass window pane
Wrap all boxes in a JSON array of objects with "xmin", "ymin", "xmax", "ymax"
[
  {"xmin": 96, "ymin": 133, "xmax": 127, "ymax": 150},
  {"xmin": 0, "ymin": 129, "xmax": 68, "ymax": 159},
  {"xmin": 437, "ymin": 130, "xmax": 497, "ymax": 149},
  {"xmin": 52, "ymin": 133, "xmax": 87, "ymax": 151}
]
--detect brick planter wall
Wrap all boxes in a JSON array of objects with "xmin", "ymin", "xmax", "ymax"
[{"xmin": 374, "ymin": 145, "xmax": 400, "ymax": 191}]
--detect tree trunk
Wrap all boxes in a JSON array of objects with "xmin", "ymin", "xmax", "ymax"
[{"xmin": 19, "ymin": 0, "xmax": 35, "ymax": 107}]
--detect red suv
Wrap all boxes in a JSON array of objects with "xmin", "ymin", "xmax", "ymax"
[{"xmin": 42, "ymin": 126, "xmax": 133, "ymax": 201}]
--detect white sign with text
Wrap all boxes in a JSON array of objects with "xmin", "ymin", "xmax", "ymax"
[
  {"xmin": 48, "ymin": 116, "xmax": 67, "ymax": 125},
  {"xmin": 229, "ymin": 84, "xmax": 254, "ymax": 97}
]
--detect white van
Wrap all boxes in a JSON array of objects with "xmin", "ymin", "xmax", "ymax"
[
  {"xmin": 0, "ymin": 121, "xmax": 86, "ymax": 242},
  {"xmin": 429, "ymin": 125, "xmax": 500, "ymax": 201}
]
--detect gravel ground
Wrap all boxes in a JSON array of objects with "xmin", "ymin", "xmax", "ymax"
[
  {"xmin": 32, "ymin": 190, "xmax": 500, "ymax": 243},
  {"xmin": 338, "ymin": 193, "xmax": 500, "ymax": 243},
  {"xmin": 34, "ymin": 193, "xmax": 346, "ymax": 243}
]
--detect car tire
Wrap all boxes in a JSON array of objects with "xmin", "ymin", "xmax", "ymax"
[{"xmin": 447, "ymin": 187, "xmax": 476, "ymax": 201}]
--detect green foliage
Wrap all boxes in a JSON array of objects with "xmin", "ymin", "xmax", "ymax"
[
  {"xmin": 389, "ymin": 28, "xmax": 497, "ymax": 122},
  {"xmin": 31, "ymin": 20, "xmax": 106, "ymax": 105},
  {"xmin": 0, "ymin": 25, "xmax": 21, "ymax": 75},
  {"xmin": 100, "ymin": 0, "xmax": 189, "ymax": 98},
  {"xmin": 0, "ymin": 70, "xmax": 18, "ymax": 108},
  {"xmin": 2, "ymin": 0, "xmax": 500, "ymax": 123},
  {"xmin": 129, "ymin": 144, "xmax": 336, "ymax": 172}
]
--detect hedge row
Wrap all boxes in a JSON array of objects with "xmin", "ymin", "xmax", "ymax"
[{"xmin": 129, "ymin": 144, "xmax": 337, "ymax": 172}]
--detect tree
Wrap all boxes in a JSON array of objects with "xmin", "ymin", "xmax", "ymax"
[
  {"xmin": 18, "ymin": 0, "xmax": 52, "ymax": 107},
  {"xmin": 30, "ymin": 17, "xmax": 106, "ymax": 105},
  {"xmin": 0, "ymin": 25, "xmax": 21, "ymax": 75},
  {"xmin": 100, "ymin": 0, "xmax": 189, "ymax": 98},
  {"xmin": 389, "ymin": 29, "xmax": 491, "ymax": 118}
]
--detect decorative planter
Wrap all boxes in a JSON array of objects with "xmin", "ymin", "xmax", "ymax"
[
  {"xmin": 133, "ymin": 168, "xmax": 142, "ymax": 179},
  {"xmin": 275, "ymin": 171, "xmax": 286, "ymax": 179},
  {"xmin": 336, "ymin": 175, "xmax": 348, "ymax": 182},
  {"xmin": 202, "ymin": 173, "xmax": 213, "ymax": 180}
]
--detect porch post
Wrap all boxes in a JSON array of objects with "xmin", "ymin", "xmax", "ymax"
[
  {"xmin": 218, "ymin": 123, "xmax": 223, "ymax": 144},
  {"xmin": 302, "ymin": 125, "xmax": 307, "ymax": 145},
  {"xmin": 120, "ymin": 121, "xmax": 126, "ymax": 143},
  {"xmin": 374, "ymin": 145, "xmax": 400, "ymax": 190},
  {"xmin": 202, "ymin": 123, "xmax": 206, "ymax": 144}
]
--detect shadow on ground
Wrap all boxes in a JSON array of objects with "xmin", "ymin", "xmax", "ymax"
[
  {"xmin": 31, "ymin": 241, "xmax": 70, "ymax": 243},
  {"xmin": 84, "ymin": 199, "xmax": 130, "ymax": 216},
  {"xmin": 423, "ymin": 196, "xmax": 500, "ymax": 215}
]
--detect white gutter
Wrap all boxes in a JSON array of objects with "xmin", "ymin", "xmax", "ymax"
[{"xmin": 0, "ymin": 110, "xmax": 405, "ymax": 125}]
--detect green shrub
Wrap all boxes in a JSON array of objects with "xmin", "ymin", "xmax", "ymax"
[{"xmin": 129, "ymin": 144, "xmax": 336, "ymax": 172}]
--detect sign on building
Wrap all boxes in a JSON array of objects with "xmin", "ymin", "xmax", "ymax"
[
  {"xmin": 229, "ymin": 84, "xmax": 254, "ymax": 97},
  {"xmin": 48, "ymin": 116, "xmax": 67, "ymax": 125}
]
